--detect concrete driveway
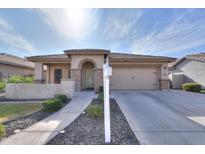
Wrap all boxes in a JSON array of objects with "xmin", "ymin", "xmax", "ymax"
[{"xmin": 112, "ymin": 90, "xmax": 205, "ymax": 145}]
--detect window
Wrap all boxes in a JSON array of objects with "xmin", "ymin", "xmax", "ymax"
[{"xmin": 54, "ymin": 69, "xmax": 62, "ymax": 84}]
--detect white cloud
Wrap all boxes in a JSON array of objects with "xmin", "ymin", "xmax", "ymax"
[
  {"xmin": 130, "ymin": 10, "xmax": 205, "ymax": 55},
  {"xmin": 0, "ymin": 18, "xmax": 13, "ymax": 31},
  {"xmin": 102, "ymin": 9, "xmax": 142, "ymax": 42},
  {"xmin": 0, "ymin": 17, "xmax": 38, "ymax": 54},
  {"xmin": 37, "ymin": 8, "xmax": 100, "ymax": 40}
]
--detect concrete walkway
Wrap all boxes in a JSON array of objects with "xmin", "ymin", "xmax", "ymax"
[
  {"xmin": 113, "ymin": 90, "xmax": 205, "ymax": 145},
  {"xmin": 0, "ymin": 91, "xmax": 94, "ymax": 145}
]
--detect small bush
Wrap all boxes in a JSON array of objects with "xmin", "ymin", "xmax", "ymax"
[
  {"xmin": 182, "ymin": 82, "xmax": 201, "ymax": 92},
  {"xmin": 0, "ymin": 124, "xmax": 6, "ymax": 137},
  {"xmin": 23, "ymin": 76, "xmax": 34, "ymax": 83},
  {"xmin": 42, "ymin": 98, "xmax": 63, "ymax": 112},
  {"xmin": 7, "ymin": 75, "xmax": 24, "ymax": 83},
  {"xmin": 86, "ymin": 104, "xmax": 103, "ymax": 118},
  {"xmin": 54, "ymin": 94, "xmax": 68, "ymax": 103},
  {"xmin": 0, "ymin": 81, "xmax": 6, "ymax": 92},
  {"xmin": 7, "ymin": 75, "xmax": 33, "ymax": 83}
]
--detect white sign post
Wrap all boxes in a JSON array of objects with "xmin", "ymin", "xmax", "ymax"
[{"xmin": 103, "ymin": 57, "xmax": 112, "ymax": 143}]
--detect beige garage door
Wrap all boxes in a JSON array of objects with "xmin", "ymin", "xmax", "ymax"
[{"xmin": 110, "ymin": 68, "xmax": 158, "ymax": 90}]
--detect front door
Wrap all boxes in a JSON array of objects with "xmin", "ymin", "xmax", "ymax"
[
  {"xmin": 54, "ymin": 69, "xmax": 62, "ymax": 84},
  {"xmin": 85, "ymin": 69, "xmax": 94, "ymax": 89}
]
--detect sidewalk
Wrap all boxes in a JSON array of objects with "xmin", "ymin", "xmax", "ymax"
[{"xmin": 0, "ymin": 91, "xmax": 94, "ymax": 145}]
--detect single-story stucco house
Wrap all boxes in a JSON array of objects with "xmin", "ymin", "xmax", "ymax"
[
  {"xmin": 0, "ymin": 53, "xmax": 34, "ymax": 80},
  {"xmin": 169, "ymin": 53, "xmax": 205, "ymax": 89},
  {"xmin": 27, "ymin": 49, "xmax": 176, "ymax": 92}
]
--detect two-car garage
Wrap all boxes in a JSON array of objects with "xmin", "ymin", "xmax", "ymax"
[{"xmin": 110, "ymin": 67, "xmax": 159, "ymax": 90}]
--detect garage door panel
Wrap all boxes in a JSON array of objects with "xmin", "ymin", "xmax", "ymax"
[{"xmin": 110, "ymin": 68, "xmax": 158, "ymax": 90}]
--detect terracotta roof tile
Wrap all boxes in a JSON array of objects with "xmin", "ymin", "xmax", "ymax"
[
  {"xmin": 110, "ymin": 52, "xmax": 175, "ymax": 61},
  {"xmin": 169, "ymin": 53, "xmax": 205, "ymax": 70},
  {"xmin": 27, "ymin": 54, "xmax": 68, "ymax": 59},
  {"xmin": 185, "ymin": 53, "xmax": 205, "ymax": 62}
]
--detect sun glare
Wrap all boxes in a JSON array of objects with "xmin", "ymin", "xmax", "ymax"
[{"xmin": 65, "ymin": 8, "xmax": 88, "ymax": 38}]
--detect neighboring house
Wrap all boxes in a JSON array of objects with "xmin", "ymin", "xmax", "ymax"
[
  {"xmin": 169, "ymin": 53, "xmax": 205, "ymax": 89},
  {"xmin": 27, "ymin": 49, "xmax": 175, "ymax": 91},
  {"xmin": 0, "ymin": 53, "xmax": 34, "ymax": 80}
]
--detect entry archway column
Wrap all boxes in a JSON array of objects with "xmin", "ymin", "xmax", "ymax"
[
  {"xmin": 34, "ymin": 62, "xmax": 44, "ymax": 83},
  {"xmin": 94, "ymin": 69, "xmax": 103, "ymax": 91},
  {"xmin": 70, "ymin": 69, "xmax": 81, "ymax": 91}
]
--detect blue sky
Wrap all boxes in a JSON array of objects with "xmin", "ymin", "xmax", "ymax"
[{"xmin": 0, "ymin": 8, "xmax": 205, "ymax": 58}]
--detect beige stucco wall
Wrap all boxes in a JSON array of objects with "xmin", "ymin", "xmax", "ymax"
[
  {"xmin": 34, "ymin": 62, "xmax": 43, "ymax": 81},
  {"xmin": 160, "ymin": 63, "xmax": 169, "ymax": 79},
  {"xmin": 48, "ymin": 63, "xmax": 70, "ymax": 83},
  {"xmin": 0, "ymin": 64, "xmax": 34, "ymax": 79},
  {"xmin": 172, "ymin": 60, "xmax": 205, "ymax": 89},
  {"xmin": 71, "ymin": 55, "xmax": 104, "ymax": 69},
  {"xmin": 5, "ymin": 80, "xmax": 75, "ymax": 99}
]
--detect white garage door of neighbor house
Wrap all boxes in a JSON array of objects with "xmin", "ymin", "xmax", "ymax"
[{"xmin": 110, "ymin": 68, "xmax": 158, "ymax": 90}]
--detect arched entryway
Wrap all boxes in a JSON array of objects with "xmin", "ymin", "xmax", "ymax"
[{"xmin": 81, "ymin": 61, "xmax": 95, "ymax": 90}]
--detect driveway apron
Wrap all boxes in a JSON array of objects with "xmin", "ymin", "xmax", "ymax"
[{"xmin": 113, "ymin": 90, "xmax": 205, "ymax": 145}]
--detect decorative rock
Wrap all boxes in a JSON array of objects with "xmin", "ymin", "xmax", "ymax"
[{"xmin": 47, "ymin": 99, "xmax": 139, "ymax": 145}]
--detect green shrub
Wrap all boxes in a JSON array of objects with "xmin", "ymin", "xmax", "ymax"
[
  {"xmin": 23, "ymin": 76, "xmax": 34, "ymax": 83},
  {"xmin": 0, "ymin": 81, "xmax": 6, "ymax": 92},
  {"xmin": 7, "ymin": 75, "xmax": 24, "ymax": 83},
  {"xmin": 86, "ymin": 104, "xmax": 103, "ymax": 118},
  {"xmin": 0, "ymin": 124, "xmax": 6, "ymax": 137},
  {"xmin": 42, "ymin": 98, "xmax": 63, "ymax": 112},
  {"xmin": 54, "ymin": 94, "xmax": 68, "ymax": 103},
  {"xmin": 182, "ymin": 82, "xmax": 201, "ymax": 92},
  {"xmin": 7, "ymin": 75, "xmax": 33, "ymax": 83}
]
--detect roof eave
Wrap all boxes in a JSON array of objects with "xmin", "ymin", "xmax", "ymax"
[{"xmin": 64, "ymin": 49, "xmax": 110, "ymax": 55}]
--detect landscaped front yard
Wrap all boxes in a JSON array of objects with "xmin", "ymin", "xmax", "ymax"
[
  {"xmin": 0, "ymin": 94, "xmax": 70, "ymax": 142},
  {"xmin": 47, "ymin": 92, "xmax": 139, "ymax": 145},
  {"xmin": 0, "ymin": 103, "xmax": 43, "ymax": 123}
]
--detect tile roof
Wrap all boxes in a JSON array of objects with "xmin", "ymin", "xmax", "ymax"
[
  {"xmin": 169, "ymin": 53, "xmax": 205, "ymax": 70},
  {"xmin": 185, "ymin": 53, "xmax": 205, "ymax": 62},
  {"xmin": 27, "ymin": 50, "xmax": 176, "ymax": 62},
  {"xmin": 110, "ymin": 52, "xmax": 176, "ymax": 61},
  {"xmin": 27, "ymin": 54, "xmax": 68, "ymax": 59},
  {"xmin": 64, "ymin": 49, "xmax": 110, "ymax": 54},
  {"xmin": 0, "ymin": 53, "xmax": 34, "ymax": 68}
]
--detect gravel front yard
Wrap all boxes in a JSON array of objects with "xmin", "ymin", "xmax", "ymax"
[
  {"xmin": 47, "ymin": 99, "xmax": 139, "ymax": 145},
  {"xmin": 0, "ymin": 110, "xmax": 52, "ymax": 141}
]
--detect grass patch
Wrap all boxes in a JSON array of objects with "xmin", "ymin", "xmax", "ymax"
[
  {"xmin": 0, "ymin": 103, "xmax": 42, "ymax": 123},
  {"xmin": 0, "ymin": 124, "xmax": 5, "ymax": 137}
]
